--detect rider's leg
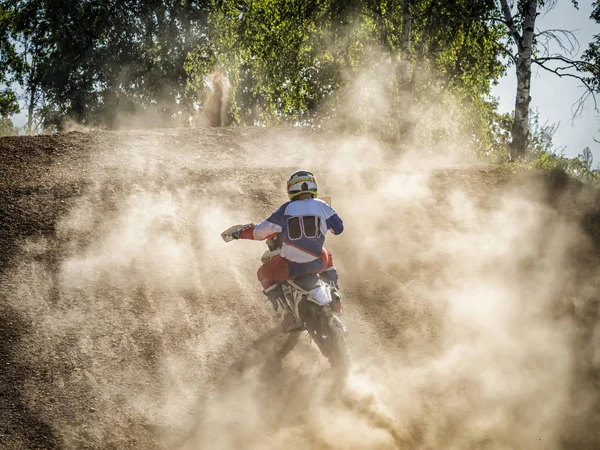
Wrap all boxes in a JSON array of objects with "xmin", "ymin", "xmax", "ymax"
[
  {"xmin": 257, "ymin": 255, "xmax": 290, "ymax": 288},
  {"xmin": 320, "ymin": 267, "xmax": 339, "ymax": 287},
  {"xmin": 263, "ymin": 283, "xmax": 285, "ymax": 312},
  {"xmin": 257, "ymin": 256, "xmax": 299, "ymax": 332},
  {"xmin": 264, "ymin": 284, "xmax": 299, "ymax": 332},
  {"xmin": 319, "ymin": 249, "xmax": 343, "ymax": 314}
]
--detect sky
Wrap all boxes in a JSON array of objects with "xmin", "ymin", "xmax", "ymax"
[
  {"xmin": 8, "ymin": 2, "xmax": 600, "ymax": 163},
  {"xmin": 491, "ymin": 0, "xmax": 599, "ymax": 161}
]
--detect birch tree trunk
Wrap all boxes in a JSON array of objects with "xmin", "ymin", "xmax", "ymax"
[
  {"xmin": 512, "ymin": 0, "xmax": 537, "ymax": 159},
  {"xmin": 500, "ymin": 0, "xmax": 538, "ymax": 160}
]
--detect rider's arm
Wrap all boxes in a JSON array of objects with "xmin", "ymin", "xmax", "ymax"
[
  {"xmin": 238, "ymin": 203, "xmax": 288, "ymax": 240},
  {"xmin": 322, "ymin": 202, "xmax": 344, "ymax": 235},
  {"xmin": 326, "ymin": 213, "xmax": 343, "ymax": 235},
  {"xmin": 238, "ymin": 220, "xmax": 281, "ymax": 240}
]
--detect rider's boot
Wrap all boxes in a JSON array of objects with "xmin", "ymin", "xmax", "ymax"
[
  {"xmin": 320, "ymin": 268, "xmax": 343, "ymax": 315},
  {"xmin": 264, "ymin": 284, "xmax": 301, "ymax": 333}
]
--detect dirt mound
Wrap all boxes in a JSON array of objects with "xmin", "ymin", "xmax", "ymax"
[{"xmin": 1, "ymin": 128, "xmax": 599, "ymax": 449}]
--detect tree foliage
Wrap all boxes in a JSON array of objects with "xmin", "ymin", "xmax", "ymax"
[
  {"xmin": 581, "ymin": 1, "xmax": 600, "ymax": 95},
  {"xmin": 0, "ymin": 2, "xmax": 21, "ymax": 134},
  {"xmin": 185, "ymin": 0, "xmax": 506, "ymax": 151},
  {"xmin": 0, "ymin": 0, "xmax": 598, "ymax": 166},
  {"xmin": 2, "ymin": 0, "xmax": 212, "ymax": 129}
]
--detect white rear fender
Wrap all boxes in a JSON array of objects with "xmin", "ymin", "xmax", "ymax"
[
  {"xmin": 286, "ymin": 280, "xmax": 332, "ymax": 308},
  {"xmin": 308, "ymin": 284, "xmax": 332, "ymax": 306}
]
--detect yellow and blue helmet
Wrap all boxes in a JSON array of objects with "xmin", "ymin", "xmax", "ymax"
[{"xmin": 287, "ymin": 170, "xmax": 318, "ymax": 200}]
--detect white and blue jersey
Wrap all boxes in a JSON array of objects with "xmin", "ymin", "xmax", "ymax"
[{"xmin": 252, "ymin": 198, "xmax": 344, "ymax": 263}]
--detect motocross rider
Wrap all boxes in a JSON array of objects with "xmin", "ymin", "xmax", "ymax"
[{"xmin": 229, "ymin": 170, "xmax": 344, "ymax": 332}]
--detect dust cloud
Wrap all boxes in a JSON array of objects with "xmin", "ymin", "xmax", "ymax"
[{"xmin": 2, "ymin": 58, "xmax": 600, "ymax": 449}]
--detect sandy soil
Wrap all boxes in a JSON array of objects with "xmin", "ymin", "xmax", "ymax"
[{"xmin": 1, "ymin": 128, "xmax": 599, "ymax": 449}]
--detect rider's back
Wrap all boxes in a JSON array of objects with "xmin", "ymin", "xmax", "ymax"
[{"xmin": 262, "ymin": 198, "xmax": 343, "ymax": 264}]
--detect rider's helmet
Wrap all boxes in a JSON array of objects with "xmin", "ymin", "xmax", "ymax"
[{"xmin": 287, "ymin": 170, "xmax": 318, "ymax": 200}]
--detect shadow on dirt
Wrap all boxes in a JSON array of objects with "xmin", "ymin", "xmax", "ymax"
[
  {"xmin": 163, "ymin": 327, "xmax": 302, "ymax": 448},
  {"xmin": 165, "ymin": 327, "xmax": 407, "ymax": 450},
  {"xmin": 0, "ymin": 303, "xmax": 60, "ymax": 449},
  {"xmin": 224, "ymin": 326, "xmax": 301, "ymax": 381}
]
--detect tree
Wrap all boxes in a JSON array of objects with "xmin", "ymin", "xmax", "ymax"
[
  {"xmin": 3, "ymin": 0, "xmax": 213, "ymax": 130},
  {"xmin": 5, "ymin": 0, "xmax": 49, "ymax": 134},
  {"xmin": 580, "ymin": 1, "xmax": 600, "ymax": 144},
  {"xmin": 0, "ymin": 1, "xmax": 22, "ymax": 133},
  {"xmin": 497, "ymin": 0, "xmax": 598, "ymax": 160},
  {"xmin": 193, "ymin": 0, "xmax": 505, "ymax": 151},
  {"xmin": 580, "ymin": 1, "xmax": 600, "ymax": 94},
  {"xmin": 190, "ymin": 0, "xmax": 346, "ymax": 126},
  {"xmin": 497, "ymin": 0, "xmax": 537, "ymax": 160},
  {"xmin": 0, "ymin": 90, "xmax": 20, "ymax": 136}
]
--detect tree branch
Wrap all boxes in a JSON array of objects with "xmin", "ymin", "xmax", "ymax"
[
  {"xmin": 534, "ymin": 28, "xmax": 580, "ymax": 57},
  {"xmin": 450, "ymin": 15, "xmax": 514, "ymax": 27},
  {"xmin": 541, "ymin": 0, "xmax": 559, "ymax": 15},
  {"xmin": 532, "ymin": 59, "xmax": 599, "ymax": 117},
  {"xmin": 498, "ymin": 0, "xmax": 521, "ymax": 49},
  {"xmin": 494, "ymin": 40, "xmax": 517, "ymax": 64},
  {"xmin": 534, "ymin": 54, "xmax": 595, "ymax": 72}
]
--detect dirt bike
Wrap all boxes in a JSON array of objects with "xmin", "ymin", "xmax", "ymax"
[{"xmin": 221, "ymin": 225, "xmax": 351, "ymax": 377}]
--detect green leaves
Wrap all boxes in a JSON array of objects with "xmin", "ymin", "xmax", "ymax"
[
  {"xmin": 4, "ymin": 0, "xmax": 214, "ymax": 129},
  {"xmin": 0, "ymin": 2, "xmax": 21, "ymax": 112},
  {"xmin": 187, "ymin": 0, "xmax": 506, "ymax": 147},
  {"xmin": 195, "ymin": 0, "xmax": 340, "ymax": 125},
  {"xmin": 2, "ymin": 0, "xmax": 591, "ymax": 163},
  {"xmin": 0, "ymin": 0, "xmax": 513, "ymax": 143},
  {"xmin": 0, "ymin": 90, "xmax": 20, "ymax": 117},
  {"xmin": 580, "ymin": 1, "xmax": 600, "ymax": 95}
]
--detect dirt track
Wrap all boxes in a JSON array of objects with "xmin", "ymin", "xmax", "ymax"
[{"xmin": 1, "ymin": 128, "xmax": 600, "ymax": 449}]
